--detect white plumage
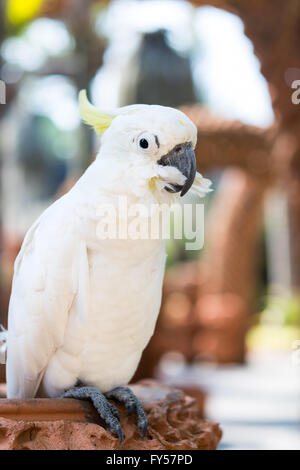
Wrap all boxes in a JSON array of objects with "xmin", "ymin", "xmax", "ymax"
[{"xmin": 6, "ymin": 99, "xmax": 211, "ymax": 399}]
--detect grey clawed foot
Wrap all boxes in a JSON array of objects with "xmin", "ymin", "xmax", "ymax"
[
  {"xmin": 105, "ymin": 386, "xmax": 148, "ymax": 438},
  {"xmin": 60, "ymin": 386, "xmax": 123, "ymax": 443}
]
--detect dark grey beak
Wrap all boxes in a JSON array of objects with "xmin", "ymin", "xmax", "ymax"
[{"xmin": 157, "ymin": 142, "xmax": 196, "ymax": 197}]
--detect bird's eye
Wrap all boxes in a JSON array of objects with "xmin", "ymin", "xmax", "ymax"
[
  {"xmin": 139, "ymin": 138, "xmax": 149, "ymax": 149},
  {"xmin": 136, "ymin": 132, "xmax": 157, "ymax": 154}
]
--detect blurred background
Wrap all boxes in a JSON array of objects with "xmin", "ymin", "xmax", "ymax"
[{"xmin": 0, "ymin": 0, "xmax": 299, "ymax": 450}]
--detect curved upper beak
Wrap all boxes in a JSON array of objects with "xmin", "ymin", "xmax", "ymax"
[{"xmin": 157, "ymin": 142, "xmax": 196, "ymax": 196}]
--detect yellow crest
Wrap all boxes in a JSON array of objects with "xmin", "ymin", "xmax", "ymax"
[{"xmin": 79, "ymin": 90, "xmax": 115, "ymax": 135}]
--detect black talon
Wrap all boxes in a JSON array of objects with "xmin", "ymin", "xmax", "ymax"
[
  {"xmin": 117, "ymin": 427, "xmax": 124, "ymax": 444},
  {"xmin": 105, "ymin": 386, "xmax": 148, "ymax": 438},
  {"xmin": 126, "ymin": 403, "xmax": 135, "ymax": 416},
  {"xmin": 140, "ymin": 420, "xmax": 148, "ymax": 438}
]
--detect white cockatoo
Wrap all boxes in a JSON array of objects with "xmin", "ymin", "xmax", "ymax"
[{"xmin": 5, "ymin": 92, "xmax": 211, "ymax": 441}]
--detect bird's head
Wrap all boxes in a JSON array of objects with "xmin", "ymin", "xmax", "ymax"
[{"xmin": 79, "ymin": 91, "xmax": 211, "ymax": 200}]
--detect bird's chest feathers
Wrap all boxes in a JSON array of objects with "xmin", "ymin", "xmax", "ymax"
[
  {"xmin": 71, "ymin": 195, "xmax": 167, "ymax": 350},
  {"xmin": 83, "ymin": 240, "xmax": 165, "ymax": 347}
]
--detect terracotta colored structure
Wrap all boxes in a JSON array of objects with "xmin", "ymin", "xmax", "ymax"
[
  {"xmin": 187, "ymin": 0, "xmax": 300, "ymax": 294},
  {"xmin": 135, "ymin": 0, "xmax": 300, "ymax": 376},
  {"xmin": 0, "ymin": 381, "xmax": 222, "ymax": 450},
  {"xmin": 187, "ymin": 0, "xmax": 300, "ymax": 356}
]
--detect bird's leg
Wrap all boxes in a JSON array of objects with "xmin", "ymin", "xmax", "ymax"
[
  {"xmin": 60, "ymin": 386, "xmax": 123, "ymax": 443},
  {"xmin": 105, "ymin": 386, "xmax": 148, "ymax": 438}
]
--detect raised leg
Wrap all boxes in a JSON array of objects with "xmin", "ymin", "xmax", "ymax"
[
  {"xmin": 105, "ymin": 386, "xmax": 148, "ymax": 438},
  {"xmin": 60, "ymin": 386, "xmax": 123, "ymax": 443}
]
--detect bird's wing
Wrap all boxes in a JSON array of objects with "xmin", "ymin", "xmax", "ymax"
[{"xmin": 6, "ymin": 200, "xmax": 84, "ymax": 398}]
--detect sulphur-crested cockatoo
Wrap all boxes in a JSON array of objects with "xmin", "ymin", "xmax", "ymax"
[{"xmin": 5, "ymin": 91, "xmax": 211, "ymax": 441}]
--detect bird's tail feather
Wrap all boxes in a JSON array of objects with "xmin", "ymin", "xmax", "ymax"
[{"xmin": 0, "ymin": 325, "xmax": 7, "ymax": 365}]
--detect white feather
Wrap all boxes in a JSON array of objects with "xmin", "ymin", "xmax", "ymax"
[{"xmin": 191, "ymin": 172, "xmax": 213, "ymax": 197}]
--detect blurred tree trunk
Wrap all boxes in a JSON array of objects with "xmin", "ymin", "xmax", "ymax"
[
  {"xmin": 0, "ymin": 0, "xmax": 6, "ymax": 383},
  {"xmin": 287, "ymin": 149, "xmax": 300, "ymax": 295},
  {"xmin": 41, "ymin": 0, "xmax": 108, "ymax": 169},
  {"xmin": 56, "ymin": 0, "xmax": 107, "ymax": 170},
  {"xmin": 66, "ymin": 0, "xmax": 95, "ymax": 170},
  {"xmin": 203, "ymin": 169, "xmax": 267, "ymax": 304}
]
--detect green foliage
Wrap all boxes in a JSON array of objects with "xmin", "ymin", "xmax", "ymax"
[{"xmin": 260, "ymin": 295, "xmax": 300, "ymax": 327}]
